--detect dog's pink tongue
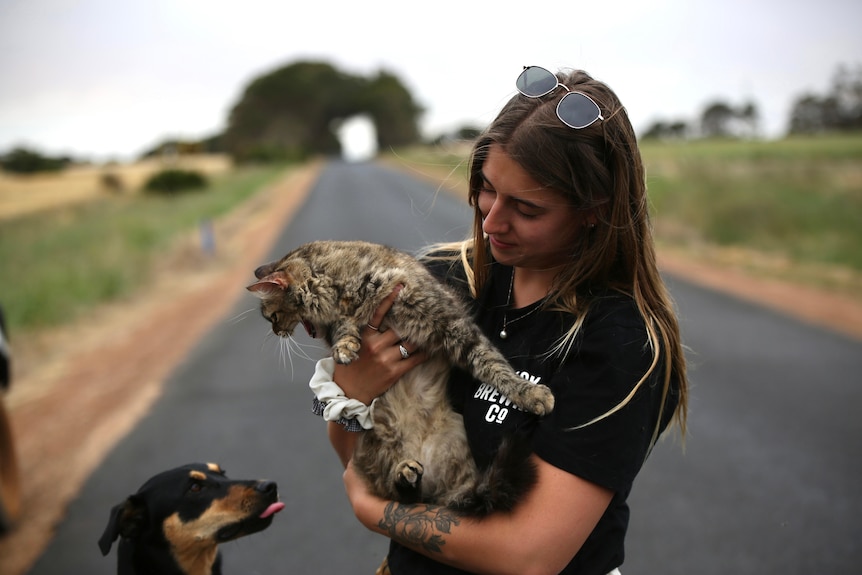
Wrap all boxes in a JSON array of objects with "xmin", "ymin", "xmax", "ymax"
[{"xmin": 260, "ymin": 502, "xmax": 285, "ymax": 519}]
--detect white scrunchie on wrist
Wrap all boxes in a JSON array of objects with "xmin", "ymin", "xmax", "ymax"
[{"xmin": 308, "ymin": 357, "xmax": 375, "ymax": 430}]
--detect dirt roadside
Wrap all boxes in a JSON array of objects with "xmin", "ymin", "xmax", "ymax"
[
  {"xmin": 0, "ymin": 159, "xmax": 859, "ymax": 575},
  {"xmin": 0, "ymin": 162, "xmax": 321, "ymax": 575}
]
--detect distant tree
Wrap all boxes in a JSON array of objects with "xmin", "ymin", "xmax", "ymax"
[
  {"xmin": 429, "ymin": 125, "xmax": 483, "ymax": 145},
  {"xmin": 455, "ymin": 125, "xmax": 482, "ymax": 140},
  {"xmin": 363, "ymin": 70, "xmax": 423, "ymax": 149},
  {"xmin": 789, "ymin": 94, "xmax": 832, "ymax": 134},
  {"xmin": 224, "ymin": 61, "xmax": 361, "ymax": 161},
  {"xmin": 830, "ymin": 63, "xmax": 862, "ymax": 129},
  {"xmin": 737, "ymin": 101, "xmax": 760, "ymax": 138},
  {"xmin": 641, "ymin": 120, "xmax": 690, "ymax": 140},
  {"xmin": 667, "ymin": 121, "xmax": 689, "ymax": 138},
  {"xmin": 198, "ymin": 133, "xmax": 225, "ymax": 154},
  {"xmin": 0, "ymin": 147, "xmax": 70, "ymax": 174},
  {"xmin": 144, "ymin": 169, "xmax": 208, "ymax": 195},
  {"xmin": 140, "ymin": 139, "xmax": 208, "ymax": 160},
  {"xmin": 699, "ymin": 100, "xmax": 760, "ymax": 139},
  {"xmin": 700, "ymin": 101, "xmax": 736, "ymax": 138},
  {"xmin": 223, "ymin": 61, "xmax": 422, "ymax": 162},
  {"xmin": 788, "ymin": 63, "xmax": 862, "ymax": 134},
  {"xmin": 641, "ymin": 121, "xmax": 668, "ymax": 140},
  {"xmin": 643, "ymin": 100, "xmax": 758, "ymax": 140}
]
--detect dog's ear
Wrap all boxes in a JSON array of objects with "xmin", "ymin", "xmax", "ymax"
[{"xmin": 98, "ymin": 495, "xmax": 147, "ymax": 556}]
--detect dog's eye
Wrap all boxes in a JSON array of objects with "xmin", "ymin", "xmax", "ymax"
[{"xmin": 189, "ymin": 481, "xmax": 204, "ymax": 493}]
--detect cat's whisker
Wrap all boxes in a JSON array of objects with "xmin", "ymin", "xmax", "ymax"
[
  {"xmin": 227, "ymin": 307, "xmax": 258, "ymax": 325},
  {"xmin": 281, "ymin": 335, "xmax": 314, "ymax": 374},
  {"xmin": 256, "ymin": 329, "xmax": 318, "ymax": 378},
  {"xmin": 259, "ymin": 329, "xmax": 281, "ymax": 357},
  {"xmin": 268, "ymin": 334, "xmax": 297, "ymax": 375},
  {"xmin": 279, "ymin": 338, "xmax": 290, "ymax": 373},
  {"xmin": 286, "ymin": 340, "xmax": 298, "ymax": 376},
  {"xmin": 269, "ymin": 334, "xmax": 287, "ymax": 371},
  {"xmin": 284, "ymin": 336, "xmax": 323, "ymax": 361}
]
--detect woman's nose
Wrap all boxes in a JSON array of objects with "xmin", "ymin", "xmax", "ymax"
[{"xmin": 482, "ymin": 201, "xmax": 508, "ymax": 235}]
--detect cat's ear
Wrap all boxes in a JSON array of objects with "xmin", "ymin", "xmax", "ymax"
[{"xmin": 247, "ymin": 272, "xmax": 290, "ymax": 298}]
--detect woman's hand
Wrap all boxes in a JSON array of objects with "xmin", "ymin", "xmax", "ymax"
[{"xmin": 333, "ymin": 285, "xmax": 426, "ymax": 405}]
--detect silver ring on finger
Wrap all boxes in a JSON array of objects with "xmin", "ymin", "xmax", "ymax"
[
  {"xmin": 398, "ymin": 344, "xmax": 410, "ymax": 360},
  {"xmin": 366, "ymin": 323, "xmax": 380, "ymax": 331}
]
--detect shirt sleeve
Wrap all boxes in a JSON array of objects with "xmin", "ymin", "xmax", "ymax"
[{"xmin": 531, "ymin": 303, "xmax": 669, "ymax": 493}]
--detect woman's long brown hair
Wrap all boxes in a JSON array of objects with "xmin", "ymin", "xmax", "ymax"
[{"xmin": 459, "ymin": 69, "xmax": 688, "ymax": 441}]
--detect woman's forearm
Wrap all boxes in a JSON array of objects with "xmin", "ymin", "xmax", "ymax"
[
  {"xmin": 328, "ymin": 422, "xmax": 360, "ymax": 467},
  {"xmin": 345, "ymin": 456, "xmax": 613, "ymax": 575},
  {"xmin": 352, "ymin": 493, "xmax": 554, "ymax": 575}
]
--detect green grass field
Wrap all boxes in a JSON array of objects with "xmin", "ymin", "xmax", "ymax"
[
  {"xmin": 0, "ymin": 165, "xmax": 287, "ymax": 332},
  {"xmin": 392, "ymin": 134, "xmax": 862, "ymax": 290},
  {"xmin": 2, "ymin": 134, "xmax": 860, "ymax": 334},
  {"xmin": 642, "ymin": 135, "xmax": 862, "ymax": 272}
]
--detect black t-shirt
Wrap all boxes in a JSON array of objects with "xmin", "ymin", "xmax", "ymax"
[{"xmin": 387, "ymin": 258, "xmax": 680, "ymax": 575}]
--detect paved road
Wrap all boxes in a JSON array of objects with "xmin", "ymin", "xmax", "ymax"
[{"xmin": 28, "ymin": 162, "xmax": 862, "ymax": 574}]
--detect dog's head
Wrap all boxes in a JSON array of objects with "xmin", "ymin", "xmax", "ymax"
[{"xmin": 98, "ymin": 462, "xmax": 283, "ymax": 571}]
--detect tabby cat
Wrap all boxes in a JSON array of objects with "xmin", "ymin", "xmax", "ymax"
[{"xmin": 247, "ymin": 240, "xmax": 554, "ymax": 515}]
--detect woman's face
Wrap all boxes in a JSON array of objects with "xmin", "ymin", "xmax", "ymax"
[{"xmin": 476, "ymin": 145, "xmax": 587, "ymax": 271}]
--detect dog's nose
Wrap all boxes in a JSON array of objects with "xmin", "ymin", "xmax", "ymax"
[{"xmin": 256, "ymin": 480, "xmax": 277, "ymax": 494}]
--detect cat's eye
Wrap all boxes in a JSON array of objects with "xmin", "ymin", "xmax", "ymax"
[{"xmin": 269, "ymin": 313, "xmax": 279, "ymax": 324}]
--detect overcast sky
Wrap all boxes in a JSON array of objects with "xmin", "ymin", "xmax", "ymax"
[{"xmin": 1, "ymin": 0, "xmax": 860, "ymax": 161}]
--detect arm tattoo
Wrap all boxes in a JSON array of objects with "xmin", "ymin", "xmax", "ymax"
[{"xmin": 378, "ymin": 501, "xmax": 462, "ymax": 554}]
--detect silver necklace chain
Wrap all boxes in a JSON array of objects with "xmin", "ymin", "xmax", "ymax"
[{"xmin": 499, "ymin": 269, "xmax": 544, "ymax": 339}]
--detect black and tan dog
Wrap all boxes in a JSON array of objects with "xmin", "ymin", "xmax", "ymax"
[{"xmin": 98, "ymin": 462, "xmax": 283, "ymax": 575}]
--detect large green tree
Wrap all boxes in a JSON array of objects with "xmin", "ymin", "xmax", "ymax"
[{"xmin": 224, "ymin": 61, "xmax": 422, "ymax": 162}]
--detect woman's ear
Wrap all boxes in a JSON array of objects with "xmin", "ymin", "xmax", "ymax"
[{"xmin": 585, "ymin": 209, "xmax": 598, "ymax": 229}]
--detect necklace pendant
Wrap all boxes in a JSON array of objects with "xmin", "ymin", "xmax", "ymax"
[{"xmin": 499, "ymin": 329, "xmax": 508, "ymax": 339}]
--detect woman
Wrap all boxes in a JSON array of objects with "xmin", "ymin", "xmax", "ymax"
[{"xmin": 324, "ymin": 66, "xmax": 688, "ymax": 575}]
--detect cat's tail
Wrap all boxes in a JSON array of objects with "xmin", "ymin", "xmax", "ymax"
[{"xmin": 450, "ymin": 433, "xmax": 536, "ymax": 517}]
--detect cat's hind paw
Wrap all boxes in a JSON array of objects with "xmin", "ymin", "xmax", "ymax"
[{"xmin": 395, "ymin": 460, "xmax": 424, "ymax": 493}]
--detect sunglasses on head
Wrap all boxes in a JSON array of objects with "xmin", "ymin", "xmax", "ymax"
[{"xmin": 516, "ymin": 66, "xmax": 604, "ymax": 129}]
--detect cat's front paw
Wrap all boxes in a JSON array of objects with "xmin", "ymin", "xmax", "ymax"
[
  {"xmin": 522, "ymin": 384, "xmax": 555, "ymax": 416},
  {"xmin": 332, "ymin": 339, "xmax": 361, "ymax": 364}
]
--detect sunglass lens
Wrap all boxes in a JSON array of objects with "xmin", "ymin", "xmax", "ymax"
[
  {"xmin": 557, "ymin": 92, "xmax": 601, "ymax": 129},
  {"xmin": 516, "ymin": 66, "xmax": 559, "ymax": 98}
]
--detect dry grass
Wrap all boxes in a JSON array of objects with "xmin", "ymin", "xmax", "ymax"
[
  {"xmin": 0, "ymin": 162, "xmax": 322, "ymax": 575},
  {"xmin": 0, "ymin": 154, "xmax": 232, "ymax": 220},
  {"xmin": 384, "ymin": 143, "xmax": 862, "ymax": 340}
]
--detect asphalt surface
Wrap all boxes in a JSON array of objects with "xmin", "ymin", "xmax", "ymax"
[{"xmin": 27, "ymin": 161, "xmax": 862, "ymax": 574}]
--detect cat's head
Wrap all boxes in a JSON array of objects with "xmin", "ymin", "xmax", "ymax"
[{"xmin": 246, "ymin": 256, "xmax": 331, "ymax": 340}]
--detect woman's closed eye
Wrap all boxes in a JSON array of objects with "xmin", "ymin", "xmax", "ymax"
[
  {"xmin": 505, "ymin": 195, "xmax": 547, "ymax": 218},
  {"xmin": 513, "ymin": 200, "xmax": 544, "ymax": 218},
  {"xmin": 479, "ymin": 187, "xmax": 544, "ymax": 218}
]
